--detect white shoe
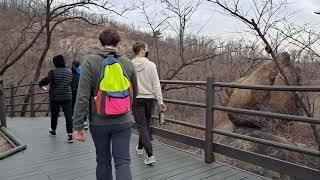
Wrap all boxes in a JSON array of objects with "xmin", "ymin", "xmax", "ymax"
[
  {"xmin": 67, "ymin": 133, "xmax": 73, "ymax": 144},
  {"xmin": 136, "ymin": 146, "xmax": 143, "ymax": 155},
  {"xmin": 84, "ymin": 122, "xmax": 89, "ymax": 130},
  {"xmin": 144, "ymin": 156, "xmax": 156, "ymax": 165}
]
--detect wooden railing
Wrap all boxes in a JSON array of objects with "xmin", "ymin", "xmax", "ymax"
[{"xmin": 2, "ymin": 83, "xmax": 49, "ymax": 117}]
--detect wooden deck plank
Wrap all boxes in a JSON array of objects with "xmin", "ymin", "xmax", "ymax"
[
  {"xmin": 222, "ymin": 172, "xmax": 251, "ymax": 180},
  {"xmin": 149, "ymin": 162, "xmax": 223, "ymax": 180},
  {"xmin": 133, "ymin": 157, "xmax": 202, "ymax": 179},
  {"xmin": 184, "ymin": 166, "xmax": 233, "ymax": 180},
  {"xmin": 74, "ymin": 173, "xmax": 96, "ymax": 180},
  {"xmin": 5, "ymin": 170, "xmax": 49, "ymax": 180},
  {"xmin": 201, "ymin": 168, "xmax": 241, "ymax": 180},
  {"xmin": 164, "ymin": 162, "xmax": 224, "ymax": 180},
  {"xmin": 0, "ymin": 117, "xmax": 267, "ymax": 180}
]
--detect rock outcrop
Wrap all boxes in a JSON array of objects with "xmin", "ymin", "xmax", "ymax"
[
  {"xmin": 226, "ymin": 61, "xmax": 278, "ymax": 127},
  {"xmin": 216, "ymin": 52, "xmax": 316, "ymax": 179},
  {"xmin": 269, "ymin": 52, "xmax": 301, "ymax": 115},
  {"xmin": 226, "ymin": 52, "xmax": 301, "ymax": 127}
]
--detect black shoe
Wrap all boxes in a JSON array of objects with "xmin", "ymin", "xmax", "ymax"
[
  {"xmin": 49, "ymin": 128, "xmax": 56, "ymax": 136},
  {"xmin": 68, "ymin": 133, "xmax": 73, "ymax": 143}
]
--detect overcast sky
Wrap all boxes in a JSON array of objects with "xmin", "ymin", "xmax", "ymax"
[{"xmin": 104, "ymin": 0, "xmax": 320, "ymax": 40}]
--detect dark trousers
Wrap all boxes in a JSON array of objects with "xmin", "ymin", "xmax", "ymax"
[
  {"xmin": 133, "ymin": 98, "xmax": 154, "ymax": 157},
  {"xmin": 90, "ymin": 123, "xmax": 132, "ymax": 180},
  {"xmin": 72, "ymin": 92, "xmax": 77, "ymax": 116},
  {"xmin": 50, "ymin": 100, "xmax": 73, "ymax": 134}
]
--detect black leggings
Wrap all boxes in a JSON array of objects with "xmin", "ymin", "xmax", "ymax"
[{"xmin": 50, "ymin": 100, "xmax": 73, "ymax": 134}]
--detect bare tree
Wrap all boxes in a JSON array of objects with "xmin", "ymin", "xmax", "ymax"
[
  {"xmin": 20, "ymin": 0, "xmax": 128, "ymax": 116},
  {"xmin": 0, "ymin": 0, "xmax": 46, "ymax": 124},
  {"xmin": 136, "ymin": 1, "xmax": 170, "ymax": 76},
  {"xmin": 276, "ymin": 23, "xmax": 320, "ymax": 59},
  {"xmin": 159, "ymin": 0, "xmax": 236, "ymax": 91},
  {"xmin": 0, "ymin": 1, "xmax": 45, "ymax": 76},
  {"xmin": 207, "ymin": 0, "xmax": 320, "ymax": 149}
]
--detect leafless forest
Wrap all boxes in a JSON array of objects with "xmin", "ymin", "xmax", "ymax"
[{"xmin": 1, "ymin": 0, "xmax": 320, "ymax": 179}]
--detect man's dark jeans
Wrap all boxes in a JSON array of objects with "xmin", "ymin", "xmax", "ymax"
[
  {"xmin": 133, "ymin": 98, "xmax": 154, "ymax": 157},
  {"xmin": 50, "ymin": 100, "xmax": 73, "ymax": 133},
  {"xmin": 90, "ymin": 122, "xmax": 132, "ymax": 180}
]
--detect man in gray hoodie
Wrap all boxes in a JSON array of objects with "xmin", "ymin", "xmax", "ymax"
[
  {"xmin": 73, "ymin": 28, "xmax": 138, "ymax": 180},
  {"xmin": 132, "ymin": 42, "xmax": 166, "ymax": 165}
]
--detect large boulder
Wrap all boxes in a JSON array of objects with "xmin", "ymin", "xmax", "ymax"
[
  {"xmin": 217, "ymin": 52, "xmax": 315, "ymax": 180},
  {"xmin": 225, "ymin": 76, "xmax": 247, "ymax": 97},
  {"xmin": 268, "ymin": 52, "xmax": 301, "ymax": 115},
  {"xmin": 227, "ymin": 61, "xmax": 278, "ymax": 127}
]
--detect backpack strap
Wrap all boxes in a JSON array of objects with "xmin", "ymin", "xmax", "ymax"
[{"xmin": 98, "ymin": 52, "xmax": 128, "ymax": 81}]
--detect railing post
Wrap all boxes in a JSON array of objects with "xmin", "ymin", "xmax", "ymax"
[
  {"xmin": 0, "ymin": 75, "xmax": 7, "ymax": 127},
  {"xmin": 10, "ymin": 84, "xmax": 15, "ymax": 118},
  {"xmin": 30, "ymin": 83, "xmax": 35, "ymax": 117},
  {"xmin": 205, "ymin": 77, "xmax": 215, "ymax": 163}
]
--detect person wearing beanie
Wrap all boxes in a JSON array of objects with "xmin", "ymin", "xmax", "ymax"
[{"xmin": 39, "ymin": 55, "xmax": 74, "ymax": 143}]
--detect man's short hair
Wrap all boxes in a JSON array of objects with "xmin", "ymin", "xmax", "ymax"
[
  {"xmin": 99, "ymin": 28, "xmax": 121, "ymax": 46},
  {"xmin": 132, "ymin": 41, "xmax": 147, "ymax": 55}
]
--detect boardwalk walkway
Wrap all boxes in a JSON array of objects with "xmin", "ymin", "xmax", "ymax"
[{"xmin": 0, "ymin": 118, "xmax": 268, "ymax": 180}]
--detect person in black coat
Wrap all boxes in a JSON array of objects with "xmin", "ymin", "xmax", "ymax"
[{"xmin": 39, "ymin": 55, "xmax": 74, "ymax": 143}]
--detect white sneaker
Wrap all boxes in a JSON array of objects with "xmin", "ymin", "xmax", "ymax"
[
  {"xmin": 136, "ymin": 146, "xmax": 143, "ymax": 155},
  {"xmin": 84, "ymin": 122, "xmax": 89, "ymax": 130},
  {"xmin": 67, "ymin": 133, "xmax": 73, "ymax": 144},
  {"xmin": 144, "ymin": 156, "xmax": 156, "ymax": 165}
]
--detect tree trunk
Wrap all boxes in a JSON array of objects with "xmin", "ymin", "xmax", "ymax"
[
  {"xmin": 21, "ymin": 0, "xmax": 51, "ymax": 117},
  {"xmin": 20, "ymin": 42, "xmax": 51, "ymax": 117},
  {"xmin": 0, "ymin": 74, "xmax": 7, "ymax": 127},
  {"xmin": 154, "ymin": 37, "xmax": 161, "ymax": 77}
]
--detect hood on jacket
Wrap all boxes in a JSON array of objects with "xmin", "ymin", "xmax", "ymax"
[
  {"xmin": 93, "ymin": 48, "xmax": 119, "ymax": 59},
  {"xmin": 132, "ymin": 57, "xmax": 149, "ymax": 72},
  {"xmin": 53, "ymin": 55, "xmax": 66, "ymax": 68}
]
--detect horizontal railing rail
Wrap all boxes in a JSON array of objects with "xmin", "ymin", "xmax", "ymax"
[
  {"xmin": 213, "ymin": 105, "xmax": 320, "ymax": 124},
  {"xmin": 212, "ymin": 128, "xmax": 320, "ymax": 157},
  {"xmin": 160, "ymin": 80, "xmax": 206, "ymax": 85},
  {"xmin": 214, "ymin": 82, "xmax": 320, "ymax": 91}
]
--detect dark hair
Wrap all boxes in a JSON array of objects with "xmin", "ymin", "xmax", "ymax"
[
  {"xmin": 53, "ymin": 55, "xmax": 66, "ymax": 68},
  {"xmin": 132, "ymin": 41, "xmax": 146, "ymax": 55},
  {"xmin": 99, "ymin": 28, "xmax": 121, "ymax": 46},
  {"xmin": 72, "ymin": 61, "xmax": 80, "ymax": 68}
]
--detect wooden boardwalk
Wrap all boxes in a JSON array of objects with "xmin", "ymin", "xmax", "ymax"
[{"xmin": 0, "ymin": 118, "xmax": 268, "ymax": 180}]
